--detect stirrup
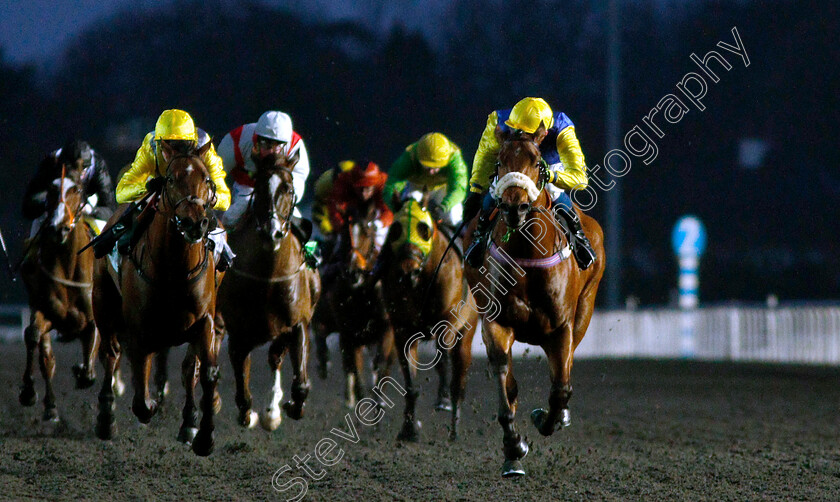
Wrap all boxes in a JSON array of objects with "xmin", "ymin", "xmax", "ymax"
[{"xmin": 572, "ymin": 237, "xmax": 596, "ymax": 270}]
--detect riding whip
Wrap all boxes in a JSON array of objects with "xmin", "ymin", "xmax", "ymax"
[
  {"xmin": 420, "ymin": 217, "xmax": 468, "ymax": 313},
  {"xmin": 0, "ymin": 225, "xmax": 17, "ymax": 281}
]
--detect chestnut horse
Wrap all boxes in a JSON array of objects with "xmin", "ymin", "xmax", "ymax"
[
  {"xmin": 93, "ymin": 145, "xmax": 221, "ymax": 456},
  {"xmin": 381, "ymin": 196, "xmax": 478, "ymax": 441},
  {"xmin": 464, "ymin": 134, "xmax": 606, "ymax": 476},
  {"xmin": 313, "ymin": 203, "xmax": 396, "ymax": 408},
  {"xmin": 217, "ymin": 152, "xmax": 319, "ymax": 431},
  {"xmin": 19, "ymin": 175, "xmax": 101, "ymax": 421}
]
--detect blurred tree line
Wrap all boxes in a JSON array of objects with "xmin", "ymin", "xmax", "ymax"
[{"xmin": 0, "ymin": 0, "xmax": 837, "ymax": 305}]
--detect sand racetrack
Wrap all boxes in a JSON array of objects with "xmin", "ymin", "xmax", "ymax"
[{"xmin": 1, "ymin": 340, "xmax": 839, "ymax": 501}]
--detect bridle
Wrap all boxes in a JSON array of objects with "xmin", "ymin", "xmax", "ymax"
[
  {"xmin": 130, "ymin": 153, "xmax": 215, "ymax": 284},
  {"xmin": 493, "ymin": 138, "xmax": 568, "ymax": 253},
  {"xmin": 252, "ymin": 165, "xmax": 296, "ymax": 241},
  {"xmin": 47, "ymin": 165, "xmax": 86, "ymax": 237},
  {"xmin": 158, "ymin": 153, "xmax": 217, "ymax": 239},
  {"xmin": 492, "ymin": 140, "xmax": 549, "ymax": 218},
  {"xmin": 346, "ymin": 212, "xmax": 379, "ymax": 273}
]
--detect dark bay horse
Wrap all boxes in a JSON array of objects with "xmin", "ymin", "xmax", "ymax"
[
  {"xmin": 93, "ymin": 145, "xmax": 221, "ymax": 456},
  {"xmin": 313, "ymin": 203, "xmax": 396, "ymax": 408},
  {"xmin": 217, "ymin": 152, "xmax": 319, "ymax": 431},
  {"xmin": 19, "ymin": 175, "xmax": 100, "ymax": 421},
  {"xmin": 381, "ymin": 197, "xmax": 478, "ymax": 441},
  {"xmin": 463, "ymin": 133, "xmax": 606, "ymax": 476}
]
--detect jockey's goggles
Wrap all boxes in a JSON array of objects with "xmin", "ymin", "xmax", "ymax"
[
  {"xmin": 256, "ymin": 137, "xmax": 286, "ymax": 151},
  {"xmin": 161, "ymin": 139, "xmax": 196, "ymax": 155}
]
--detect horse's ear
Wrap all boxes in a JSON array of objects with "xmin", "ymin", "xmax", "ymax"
[
  {"xmin": 391, "ymin": 191, "xmax": 403, "ymax": 212},
  {"xmin": 494, "ymin": 124, "xmax": 508, "ymax": 145},
  {"xmin": 420, "ymin": 186, "xmax": 431, "ymax": 209},
  {"xmin": 287, "ymin": 149, "xmax": 301, "ymax": 168},
  {"xmin": 198, "ymin": 141, "xmax": 212, "ymax": 157}
]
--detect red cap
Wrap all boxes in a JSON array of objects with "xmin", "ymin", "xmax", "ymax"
[{"xmin": 350, "ymin": 161, "xmax": 384, "ymax": 187}]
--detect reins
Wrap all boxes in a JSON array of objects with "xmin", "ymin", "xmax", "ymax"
[{"xmin": 129, "ymin": 153, "xmax": 215, "ymax": 285}]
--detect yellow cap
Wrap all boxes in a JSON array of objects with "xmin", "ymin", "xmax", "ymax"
[
  {"xmin": 505, "ymin": 97, "xmax": 554, "ymax": 134},
  {"xmin": 416, "ymin": 132, "xmax": 452, "ymax": 168},
  {"xmin": 155, "ymin": 109, "xmax": 197, "ymax": 141},
  {"xmin": 338, "ymin": 160, "xmax": 356, "ymax": 172}
]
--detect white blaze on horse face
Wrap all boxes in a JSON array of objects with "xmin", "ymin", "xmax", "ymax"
[
  {"xmin": 268, "ymin": 174, "xmax": 285, "ymax": 240},
  {"xmin": 261, "ymin": 368, "xmax": 284, "ymax": 431},
  {"xmin": 50, "ymin": 178, "xmax": 76, "ymax": 228}
]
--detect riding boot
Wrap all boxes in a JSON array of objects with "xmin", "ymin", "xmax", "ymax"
[
  {"xmin": 217, "ymin": 241, "xmax": 236, "ymax": 272},
  {"xmin": 555, "ymin": 206, "xmax": 596, "ymax": 270},
  {"xmin": 464, "ymin": 210, "xmax": 495, "ymax": 268}
]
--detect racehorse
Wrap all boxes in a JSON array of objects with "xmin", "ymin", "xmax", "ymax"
[
  {"xmin": 313, "ymin": 202, "xmax": 396, "ymax": 408},
  {"xmin": 381, "ymin": 195, "xmax": 478, "ymax": 441},
  {"xmin": 19, "ymin": 174, "xmax": 102, "ymax": 421},
  {"xmin": 92, "ymin": 144, "xmax": 221, "ymax": 456},
  {"xmin": 217, "ymin": 151, "xmax": 319, "ymax": 431},
  {"xmin": 463, "ymin": 131, "xmax": 606, "ymax": 476}
]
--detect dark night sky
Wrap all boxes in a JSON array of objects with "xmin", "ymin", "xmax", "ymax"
[
  {"xmin": 0, "ymin": 0, "xmax": 695, "ymax": 65},
  {"xmin": 0, "ymin": 0, "xmax": 456, "ymax": 65}
]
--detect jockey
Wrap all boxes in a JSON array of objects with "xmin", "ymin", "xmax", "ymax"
[
  {"xmin": 114, "ymin": 109, "xmax": 234, "ymax": 270},
  {"xmin": 383, "ymin": 132, "xmax": 468, "ymax": 230},
  {"xmin": 217, "ymin": 110, "xmax": 318, "ymax": 267},
  {"xmin": 23, "ymin": 139, "xmax": 116, "ymax": 237},
  {"xmin": 328, "ymin": 161, "xmax": 393, "ymax": 233},
  {"xmin": 462, "ymin": 97, "xmax": 597, "ymax": 270},
  {"xmin": 312, "ymin": 160, "xmax": 355, "ymax": 236},
  {"xmin": 321, "ymin": 161, "xmax": 392, "ymax": 282}
]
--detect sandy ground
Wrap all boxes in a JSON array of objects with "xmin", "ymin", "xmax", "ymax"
[{"xmin": 1, "ymin": 340, "xmax": 840, "ymax": 501}]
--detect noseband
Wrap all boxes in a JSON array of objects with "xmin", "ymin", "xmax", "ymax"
[{"xmin": 493, "ymin": 151, "xmax": 549, "ymax": 218}]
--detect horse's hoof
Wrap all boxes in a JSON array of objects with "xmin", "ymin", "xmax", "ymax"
[
  {"xmin": 239, "ymin": 409, "xmax": 258, "ymax": 429},
  {"xmin": 192, "ymin": 429, "xmax": 214, "ymax": 456},
  {"xmin": 177, "ymin": 426, "xmax": 199, "ymax": 445},
  {"xmin": 95, "ymin": 414, "xmax": 116, "ymax": 440},
  {"xmin": 18, "ymin": 386, "xmax": 37, "ymax": 407},
  {"xmin": 213, "ymin": 391, "xmax": 223, "ymax": 415},
  {"xmin": 435, "ymin": 397, "xmax": 453, "ymax": 412},
  {"xmin": 72, "ymin": 364, "xmax": 96, "ymax": 389},
  {"xmin": 530, "ymin": 408, "xmax": 569, "ymax": 436},
  {"xmin": 282, "ymin": 401, "xmax": 304, "ymax": 420},
  {"xmin": 501, "ymin": 459, "xmax": 526, "ymax": 477},
  {"xmin": 131, "ymin": 400, "xmax": 158, "ymax": 424},
  {"xmin": 260, "ymin": 409, "xmax": 282, "ymax": 431},
  {"xmin": 42, "ymin": 408, "xmax": 59, "ymax": 422},
  {"xmin": 396, "ymin": 420, "xmax": 421, "ymax": 442},
  {"xmin": 449, "ymin": 429, "xmax": 458, "ymax": 441},
  {"xmin": 530, "ymin": 408, "xmax": 555, "ymax": 436}
]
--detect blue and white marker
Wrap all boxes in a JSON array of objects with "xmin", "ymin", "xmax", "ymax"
[
  {"xmin": 671, "ymin": 216, "xmax": 707, "ymax": 309},
  {"xmin": 672, "ymin": 216, "xmax": 707, "ymax": 357}
]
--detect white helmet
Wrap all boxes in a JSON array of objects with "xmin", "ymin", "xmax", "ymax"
[{"xmin": 255, "ymin": 110, "xmax": 293, "ymax": 143}]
